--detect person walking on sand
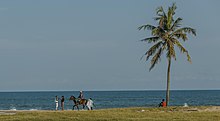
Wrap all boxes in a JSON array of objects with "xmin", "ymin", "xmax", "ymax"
[
  {"xmin": 86, "ymin": 98, "xmax": 95, "ymax": 110},
  {"xmin": 61, "ymin": 96, "xmax": 65, "ymax": 110},
  {"xmin": 55, "ymin": 96, "xmax": 59, "ymax": 111}
]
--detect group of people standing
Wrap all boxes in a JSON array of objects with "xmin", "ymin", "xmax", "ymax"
[
  {"xmin": 55, "ymin": 91, "xmax": 94, "ymax": 111},
  {"xmin": 55, "ymin": 95, "xmax": 65, "ymax": 110}
]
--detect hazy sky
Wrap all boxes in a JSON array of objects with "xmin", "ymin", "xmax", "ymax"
[{"xmin": 0, "ymin": 0, "xmax": 219, "ymax": 91}]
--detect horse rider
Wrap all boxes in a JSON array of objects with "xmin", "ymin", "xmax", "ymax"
[{"xmin": 77, "ymin": 91, "xmax": 84, "ymax": 102}]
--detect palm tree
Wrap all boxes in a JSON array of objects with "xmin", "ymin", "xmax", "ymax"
[{"xmin": 138, "ymin": 3, "xmax": 196, "ymax": 106}]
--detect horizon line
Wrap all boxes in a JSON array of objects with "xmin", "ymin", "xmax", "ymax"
[{"xmin": 0, "ymin": 89, "xmax": 220, "ymax": 92}]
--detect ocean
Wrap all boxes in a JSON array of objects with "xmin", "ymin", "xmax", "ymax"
[{"xmin": 0, "ymin": 90, "xmax": 220, "ymax": 110}]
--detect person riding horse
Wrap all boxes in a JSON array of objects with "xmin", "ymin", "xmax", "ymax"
[
  {"xmin": 78, "ymin": 91, "xmax": 83, "ymax": 99},
  {"xmin": 69, "ymin": 95, "xmax": 87, "ymax": 110},
  {"xmin": 77, "ymin": 91, "xmax": 84, "ymax": 103}
]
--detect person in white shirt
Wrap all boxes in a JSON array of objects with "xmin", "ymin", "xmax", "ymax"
[
  {"xmin": 86, "ymin": 98, "xmax": 94, "ymax": 110},
  {"xmin": 55, "ymin": 96, "xmax": 59, "ymax": 111}
]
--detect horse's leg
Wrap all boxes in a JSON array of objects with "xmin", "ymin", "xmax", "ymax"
[
  {"xmin": 73, "ymin": 104, "xmax": 77, "ymax": 110},
  {"xmin": 75, "ymin": 105, "xmax": 79, "ymax": 111},
  {"xmin": 83, "ymin": 104, "xmax": 85, "ymax": 109},
  {"xmin": 82, "ymin": 100, "xmax": 86, "ymax": 110},
  {"xmin": 72, "ymin": 105, "xmax": 75, "ymax": 110}
]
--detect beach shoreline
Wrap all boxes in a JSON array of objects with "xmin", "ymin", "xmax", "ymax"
[
  {"xmin": 1, "ymin": 106, "xmax": 220, "ymax": 121},
  {"xmin": 1, "ymin": 106, "xmax": 220, "ymax": 112}
]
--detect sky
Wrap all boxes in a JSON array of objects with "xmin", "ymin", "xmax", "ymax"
[{"xmin": 0, "ymin": 0, "xmax": 219, "ymax": 91}]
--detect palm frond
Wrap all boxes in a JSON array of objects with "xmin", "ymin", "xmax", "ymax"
[
  {"xmin": 159, "ymin": 16, "xmax": 166, "ymax": 28},
  {"xmin": 174, "ymin": 39, "xmax": 192, "ymax": 63},
  {"xmin": 156, "ymin": 6, "xmax": 166, "ymax": 17},
  {"xmin": 149, "ymin": 48, "xmax": 163, "ymax": 71},
  {"xmin": 173, "ymin": 33, "xmax": 188, "ymax": 41},
  {"xmin": 171, "ymin": 17, "xmax": 182, "ymax": 31},
  {"xmin": 155, "ymin": 6, "xmax": 168, "ymax": 29},
  {"xmin": 167, "ymin": 3, "xmax": 177, "ymax": 29},
  {"xmin": 171, "ymin": 3, "xmax": 177, "ymax": 15},
  {"xmin": 154, "ymin": 17, "xmax": 161, "ymax": 21},
  {"xmin": 140, "ymin": 37, "xmax": 160, "ymax": 43},
  {"xmin": 144, "ymin": 41, "xmax": 163, "ymax": 61},
  {"xmin": 187, "ymin": 53, "xmax": 192, "ymax": 63},
  {"xmin": 138, "ymin": 24, "xmax": 156, "ymax": 31},
  {"xmin": 174, "ymin": 27, "xmax": 196, "ymax": 36},
  {"xmin": 152, "ymin": 27, "xmax": 165, "ymax": 36}
]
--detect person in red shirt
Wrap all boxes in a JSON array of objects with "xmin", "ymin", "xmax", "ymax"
[{"xmin": 159, "ymin": 99, "xmax": 167, "ymax": 107}]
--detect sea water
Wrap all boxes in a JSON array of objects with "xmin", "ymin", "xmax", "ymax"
[{"xmin": 0, "ymin": 90, "xmax": 220, "ymax": 110}]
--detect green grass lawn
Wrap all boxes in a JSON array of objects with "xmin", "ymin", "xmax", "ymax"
[{"xmin": 1, "ymin": 107, "xmax": 220, "ymax": 121}]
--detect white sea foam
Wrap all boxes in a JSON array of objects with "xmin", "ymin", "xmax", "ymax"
[
  {"xmin": 10, "ymin": 107, "xmax": 17, "ymax": 111},
  {"xmin": 183, "ymin": 103, "xmax": 189, "ymax": 107},
  {"xmin": 29, "ymin": 109, "xmax": 38, "ymax": 111}
]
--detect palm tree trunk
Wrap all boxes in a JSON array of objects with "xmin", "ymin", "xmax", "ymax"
[{"xmin": 166, "ymin": 58, "xmax": 171, "ymax": 106}]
